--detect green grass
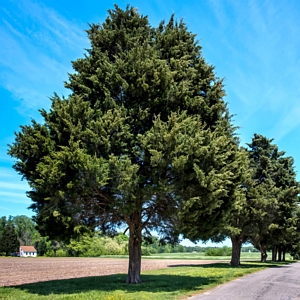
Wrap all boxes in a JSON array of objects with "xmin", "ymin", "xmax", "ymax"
[
  {"xmin": 145, "ymin": 251, "xmax": 292, "ymax": 261},
  {"xmin": 97, "ymin": 252, "xmax": 228, "ymax": 260},
  {"xmin": 99, "ymin": 251, "xmax": 292, "ymax": 261},
  {"xmin": 0, "ymin": 261, "xmax": 292, "ymax": 300}
]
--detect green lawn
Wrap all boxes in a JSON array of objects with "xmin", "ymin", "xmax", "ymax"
[
  {"xmin": 99, "ymin": 251, "xmax": 292, "ymax": 261},
  {"xmin": 146, "ymin": 251, "xmax": 293, "ymax": 261},
  {"xmin": 0, "ymin": 261, "xmax": 292, "ymax": 300}
]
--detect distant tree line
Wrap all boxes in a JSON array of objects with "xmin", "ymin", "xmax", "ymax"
[
  {"xmin": 0, "ymin": 215, "xmax": 264, "ymax": 257},
  {"xmin": 0, "ymin": 215, "xmax": 128, "ymax": 257}
]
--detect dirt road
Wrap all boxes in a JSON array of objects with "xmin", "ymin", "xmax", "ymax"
[{"xmin": 0, "ymin": 257, "xmax": 224, "ymax": 287}]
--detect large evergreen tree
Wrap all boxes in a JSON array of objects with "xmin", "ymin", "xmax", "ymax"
[{"xmin": 8, "ymin": 5, "xmax": 243, "ymax": 283}]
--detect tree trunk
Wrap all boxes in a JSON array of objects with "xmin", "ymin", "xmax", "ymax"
[
  {"xmin": 126, "ymin": 211, "xmax": 142, "ymax": 284},
  {"xmin": 230, "ymin": 235, "xmax": 243, "ymax": 266},
  {"xmin": 272, "ymin": 245, "xmax": 277, "ymax": 261},
  {"xmin": 278, "ymin": 248, "xmax": 282, "ymax": 262},
  {"xmin": 282, "ymin": 249, "xmax": 286, "ymax": 261},
  {"xmin": 260, "ymin": 245, "xmax": 267, "ymax": 262},
  {"xmin": 261, "ymin": 251, "xmax": 267, "ymax": 262}
]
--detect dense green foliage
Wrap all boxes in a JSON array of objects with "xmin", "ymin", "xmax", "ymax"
[
  {"xmin": 212, "ymin": 134, "xmax": 300, "ymax": 265},
  {"xmin": 0, "ymin": 216, "xmax": 6, "ymax": 242},
  {"xmin": 0, "ymin": 213, "xmax": 262, "ymax": 257},
  {"xmin": 1, "ymin": 213, "xmax": 297, "ymax": 259},
  {"xmin": 5, "ymin": 6, "xmax": 300, "ymax": 287},
  {"xmin": 0, "ymin": 215, "xmax": 48, "ymax": 256},
  {"xmin": 0, "ymin": 218, "xmax": 19, "ymax": 256},
  {"xmin": 8, "ymin": 5, "xmax": 243, "ymax": 283},
  {"xmin": 12, "ymin": 215, "xmax": 40, "ymax": 245},
  {"xmin": 205, "ymin": 246, "xmax": 231, "ymax": 256},
  {"xmin": 246, "ymin": 134, "xmax": 300, "ymax": 261}
]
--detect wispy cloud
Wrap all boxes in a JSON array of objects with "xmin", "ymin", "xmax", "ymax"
[
  {"xmin": 207, "ymin": 0, "xmax": 231, "ymax": 28},
  {"xmin": 0, "ymin": 206, "xmax": 10, "ymax": 210},
  {"xmin": 0, "ymin": 163, "xmax": 23, "ymax": 176},
  {"xmin": 0, "ymin": 189, "xmax": 30, "ymax": 206},
  {"xmin": 0, "ymin": 0, "xmax": 88, "ymax": 117},
  {"xmin": 0, "ymin": 147, "xmax": 13, "ymax": 164},
  {"xmin": 206, "ymin": 0, "xmax": 300, "ymax": 141},
  {"xmin": 275, "ymin": 103, "xmax": 300, "ymax": 142},
  {"xmin": 0, "ymin": 191, "xmax": 27, "ymax": 199},
  {"xmin": 0, "ymin": 164, "xmax": 31, "ymax": 211},
  {"xmin": 0, "ymin": 167, "xmax": 15, "ymax": 178},
  {"xmin": 0, "ymin": 163, "xmax": 29, "ymax": 207},
  {"xmin": 0, "ymin": 181, "xmax": 28, "ymax": 191}
]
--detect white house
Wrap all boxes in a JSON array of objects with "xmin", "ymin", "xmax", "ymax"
[{"xmin": 20, "ymin": 246, "xmax": 37, "ymax": 257}]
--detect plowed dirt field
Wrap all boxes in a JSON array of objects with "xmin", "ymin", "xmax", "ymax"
[{"xmin": 0, "ymin": 257, "xmax": 223, "ymax": 286}]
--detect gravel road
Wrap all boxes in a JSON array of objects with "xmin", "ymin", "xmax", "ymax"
[{"xmin": 190, "ymin": 261, "xmax": 300, "ymax": 300}]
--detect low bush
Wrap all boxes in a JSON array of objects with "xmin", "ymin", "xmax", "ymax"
[
  {"xmin": 142, "ymin": 246, "xmax": 151, "ymax": 256},
  {"xmin": 205, "ymin": 247, "xmax": 232, "ymax": 256}
]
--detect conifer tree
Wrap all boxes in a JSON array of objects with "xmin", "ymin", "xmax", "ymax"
[
  {"xmin": 0, "ymin": 216, "xmax": 6, "ymax": 241},
  {"xmin": 208, "ymin": 134, "xmax": 300, "ymax": 266},
  {"xmin": 246, "ymin": 134, "xmax": 300, "ymax": 262},
  {"xmin": 8, "ymin": 5, "xmax": 243, "ymax": 283},
  {"xmin": 0, "ymin": 222, "xmax": 19, "ymax": 256}
]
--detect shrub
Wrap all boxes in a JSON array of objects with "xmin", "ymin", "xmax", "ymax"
[
  {"xmin": 147, "ymin": 247, "xmax": 158, "ymax": 254},
  {"xmin": 141, "ymin": 247, "xmax": 151, "ymax": 256},
  {"xmin": 55, "ymin": 249, "xmax": 68, "ymax": 257},
  {"xmin": 103, "ymin": 238, "xmax": 126, "ymax": 255},
  {"xmin": 205, "ymin": 247, "xmax": 232, "ymax": 256}
]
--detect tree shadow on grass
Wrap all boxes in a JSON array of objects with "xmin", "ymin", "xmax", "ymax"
[
  {"xmin": 7, "ymin": 274, "xmax": 218, "ymax": 296},
  {"xmin": 6, "ymin": 262, "xmax": 291, "ymax": 297}
]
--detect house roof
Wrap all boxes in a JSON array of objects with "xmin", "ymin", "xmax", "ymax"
[{"xmin": 20, "ymin": 246, "xmax": 37, "ymax": 252}]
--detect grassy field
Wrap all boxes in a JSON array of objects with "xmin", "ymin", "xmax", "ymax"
[
  {"xmin": 0, "ymin": 251, "xmax": 292, "ymax": 262},
  {"xmin": 0, "ymin": 257, "xmax": 294, "ymax": 299},
  {"xmin": 143, "ymin": 251, "xmax": 260, "ymax": 260},
  {"xmin": 99, "ymin": 251, "xmax": 293, "ymax": 261}
]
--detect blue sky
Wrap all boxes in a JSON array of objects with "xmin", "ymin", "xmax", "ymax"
[{"xmin": 1, "ymin": 0, "xmax": 300, "ymax": 247}]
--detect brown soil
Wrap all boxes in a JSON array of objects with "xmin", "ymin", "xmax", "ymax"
[{"xmin": 0, "ymin": 257, "xmax": 224, "ymax": 287}]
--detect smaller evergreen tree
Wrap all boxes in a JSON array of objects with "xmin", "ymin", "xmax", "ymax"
[
  {"xmin": 0, "ymin": 222, "xmax": 19, "ymax": 256},
  {"xmin": 0, "ymin": 216, "xmax": 6, "ymax": 240},
  {"xmin": 207, "ymin": 134, "xmax": 300, "ymax": 265},
  {"xmin": 246, "ymin": 134, "xmax": 300, "ymax": 262}
]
